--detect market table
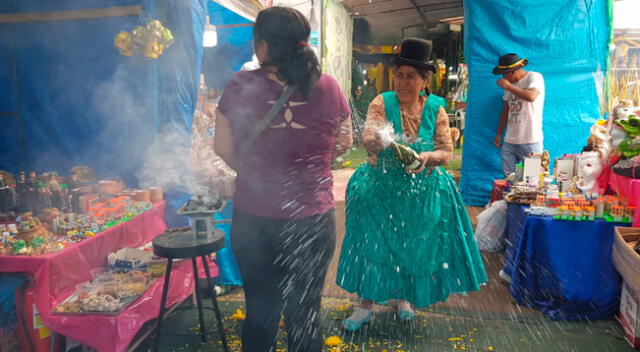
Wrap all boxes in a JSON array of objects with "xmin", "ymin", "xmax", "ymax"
[
  {"xmin": 490, "ymin": 179, "xmax": 508, "ymax": 204},
  {"xmin": 609, "ymin": 173, "xmax": 640, "ymax": 227},
  {"xmin": 0, "ymin": 201, "xmax": 217, "ymax": 352},
  {"xmin": 503, "ymin": 203, "xmax": 627, "ymax": 320}
]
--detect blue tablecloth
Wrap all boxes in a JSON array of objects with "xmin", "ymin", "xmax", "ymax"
[{"xmin": 503, "ymin": 203, "xmax": 626, "ymax": 320}]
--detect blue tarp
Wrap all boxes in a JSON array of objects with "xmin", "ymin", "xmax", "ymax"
[
  {"xmin": 461, "ymin": 0, "xmax": 611, "ymax": 206},
  {"xmin": 202, "ymin": 1, "xmax": 253, "ymax": 89},
  {"xmin": 0, "ymin": 0, "xmax": 206, "ymax": 186}
]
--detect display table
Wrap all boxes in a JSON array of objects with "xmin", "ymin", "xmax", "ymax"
[
  {"xmin": 490, "ymin": 179, "xmax": 507, "ymax": 204},
  {"xmin": 0, "ymin": 202, "xmax": 218, "ymax": 352},
  {"xmin": 609, "ymin": 173, "xmax": 640, "ymax": 227},
  {"xmin": 503, "ymin": 203, "xmax": 627, "ymax": 320}
]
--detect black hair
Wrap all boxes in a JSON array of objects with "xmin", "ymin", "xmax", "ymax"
[{"xmin": 254, "ymin": 6, "xmax": 321, "ymax": 99}]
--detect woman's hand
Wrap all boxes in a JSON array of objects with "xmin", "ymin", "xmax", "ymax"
[
  {"xmin": 494, "ymin": 134, "xmax": 502, "ymax": 148},
  {"xmin": 406, "ymin": 152, "xmax": 431, "ymax": 174},
  {"xmin": 362, "ymin": 132, "xmax": 385, "ymax": 156}
]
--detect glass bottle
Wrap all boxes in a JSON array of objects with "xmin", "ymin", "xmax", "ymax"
[{"xmin": 389, "ymin": 142, "xmax": 421, "ymax": 170}]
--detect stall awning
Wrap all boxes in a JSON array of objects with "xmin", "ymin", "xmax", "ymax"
[{"xmin": 213, "ymin": 0, "xmax": 264, "ymax": 22}]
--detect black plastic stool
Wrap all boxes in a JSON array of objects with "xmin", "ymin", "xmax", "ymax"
[{"xmin": 152, "ymin": 229, "xmax": 229, "ymax": 352}]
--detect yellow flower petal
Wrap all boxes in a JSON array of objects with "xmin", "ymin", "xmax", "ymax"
[{"xmin": 324, "ymin": 335, "xmax": 343, "ymax": 347}]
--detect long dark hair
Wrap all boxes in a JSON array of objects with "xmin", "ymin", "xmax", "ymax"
[{"xmin": 254, "ymin": 6, "xmax": 321, "ymax": 99}]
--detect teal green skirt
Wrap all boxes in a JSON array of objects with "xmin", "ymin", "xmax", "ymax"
[{"xmin": 336, "ymin": 162, "xmax": 487, "ymax": 307}]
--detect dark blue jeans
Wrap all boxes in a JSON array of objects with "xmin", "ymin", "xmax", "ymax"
[{"xmin": 230, "ymin": 208, "xmax": 336, "ymax": 352}]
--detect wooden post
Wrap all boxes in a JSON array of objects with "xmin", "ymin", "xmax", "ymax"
[{"xmin": 0, "ymin": 6, "xmax": 141, "ymax": 24}]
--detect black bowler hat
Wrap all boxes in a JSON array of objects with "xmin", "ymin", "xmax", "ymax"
[
  {"xmin": 492, "ymin": 53, "xmax": 528, "ymax": 74},
  {"xmin": 390, "ymin": 38, "xmax": 435, "ymax": 72}
]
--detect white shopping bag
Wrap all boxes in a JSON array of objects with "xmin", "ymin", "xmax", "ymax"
[{"xmin": 474, "ymin": 200, "xmax": 507, "ymax": 252}]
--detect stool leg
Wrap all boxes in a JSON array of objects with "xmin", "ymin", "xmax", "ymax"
[
  {"xmin": 154, "ymin": 258, "xmax": 173, "ymax": 352},
  {"xmin": 201, "ymin": 255, "xmax": 229, "ymax": 352},
  {"xmin": 191, "ymin": 258, "xmax": 207, "ymax": 343}
]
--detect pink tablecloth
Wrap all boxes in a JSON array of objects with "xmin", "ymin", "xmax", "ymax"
[
  {"xmin": 609, "ymin": 173, "xmax": 640, "ymax": 227},
  {"xmin": 0, "ymin": 202, "xmax": 217, "ymax": 352}
]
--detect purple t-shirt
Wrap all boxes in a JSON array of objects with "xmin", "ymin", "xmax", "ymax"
[{"xmin": 218, "ymin": 69, "xmax": 349, "ymax": 219}]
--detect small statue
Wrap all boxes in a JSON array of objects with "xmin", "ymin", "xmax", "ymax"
[
  {"xmin": 566, "ymin": 176, "xmax": 582, "ymax": 195},
  {"xmin": 612, "ymin": 99, "xmax": 636, "ymax": 122},
  {"xmin": 617, "ymin": 115, "xmax": 640, "ymax": 158},
  {"xmin": 576, "ymin": 151, "xmax": 603, "ymax": 194},
  {"xmin": 611, "ymin": 100, "xmax": 637, "ymax": 149},
  {"xmin": 25, "ymin": 171, "xmax": 39, "ymax": 214},
  {"xmin": 0, "ymin": 174, "xmax": 10, "ymax": 213},
  {"xmin": 47, "ymin": 174, "xmax": 62, "ymax": 210},
  {"xmin": 15, "ymin": 171, "xmax": 27, "ymax": 213},
  {"xmin": 540, "ymin": 150, "xmax": 550, "ymax": 174},
  {"xmin": 587, "ymin": 120, "xmax": 612, "ymax": 161},
  {"xmin": 617, "ymin": 114, "xmax": 640, "ymax": 136},
  {"xmin": 68, "ymin": 171, "xmax": 83, "ymax": 213}
]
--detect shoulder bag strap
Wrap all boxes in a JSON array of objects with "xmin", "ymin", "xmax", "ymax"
[{"xmin": 236, "ymin": 84, "xmax": 297, "ymax": 169}]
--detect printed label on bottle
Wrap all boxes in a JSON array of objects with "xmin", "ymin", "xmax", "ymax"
[{"xmin": 408, "ymin": 160, "xmax": 421, "ymax": 170}]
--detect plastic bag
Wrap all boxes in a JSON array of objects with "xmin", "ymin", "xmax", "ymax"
[{"xmin": 474, "ymin": 200, "xmax": 507, "ymax": 252}]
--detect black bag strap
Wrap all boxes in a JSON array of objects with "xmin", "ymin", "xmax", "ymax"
[{"xmin": 236, "ymin": 84, "xmax": 297, "ymax": 169}]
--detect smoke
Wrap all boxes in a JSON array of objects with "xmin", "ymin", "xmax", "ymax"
[{"xmin": 137, "ymin": 125, "xmax": 217, "ymax": 201}]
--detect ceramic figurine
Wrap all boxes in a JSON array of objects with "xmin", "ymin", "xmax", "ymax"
[
  {"xmin": 0, "ymin": 174, "xmax": 10, "ymax": 213},
  {"xmin": 587, "ymin": 120, "xmax": 612, "ymax": 161},
  {"xmin": 576, "ymin": 152, "xmax": 603, "ymax": 194},
  {"xmin": 15, "ymin": 171, "xmax": 27, "ymax": 212},
  {"xmin": 611, "ymin": 100, "xmax": 636, "ymax": 149},
  {"xmin": 47, "ymin": 174, "xmax": 62, "ymax": 210},
  {"xmin": 540, "ymin": 150, "xmax": 551, "ymax": 174},
  {"xmin": 612, "ymin": 99, "xmax": 636, "ymax": 122},
  {"xmin": 25, "ymin": 171, "xmax": 40, "ymax": 214}
]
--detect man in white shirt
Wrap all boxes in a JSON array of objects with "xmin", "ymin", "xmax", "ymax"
[{"xmin": 492, "ymin": 53, "xmax": 545, "ymax": 176}]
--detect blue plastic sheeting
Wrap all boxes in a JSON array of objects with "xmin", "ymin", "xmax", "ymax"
[
  {"xmin": 0, "ymin": 273, "xmax": 28, "ymax": 327},
  {"xmin": 201, "ymin": 1, "xmax": 254, "ymax": 89},
  {"xmin": 0, "ymin": 0, "xmax": 206, "ymax": 186},
  {"xmin": 460, "ymin": 0, "xmax": 611, "ymax": 206}
]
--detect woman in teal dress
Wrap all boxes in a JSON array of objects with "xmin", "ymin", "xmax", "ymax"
[{"xmin": 337, "ymin": 38, "xmax": 487, "ymax": 331}]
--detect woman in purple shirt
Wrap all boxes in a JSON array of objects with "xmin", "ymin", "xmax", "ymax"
[{"xmin": 214, "ymin": 7, "xmax": 352, "ymax": 352}]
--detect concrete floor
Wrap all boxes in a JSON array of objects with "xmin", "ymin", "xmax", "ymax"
[{"xmin": 132, "ymin": 169, "xmax": 633, "ymax": 351}]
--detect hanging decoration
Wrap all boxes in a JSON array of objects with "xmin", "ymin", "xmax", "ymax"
[{"xmin": 114, "ymin": 20, "xmax": 174, "ymax": 59}]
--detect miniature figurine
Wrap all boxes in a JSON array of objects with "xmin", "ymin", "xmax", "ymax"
[
  {"xmin": 0, "ymin": 174, "xmax": 11, "ymax": 213},
  {"xmin": 47, "ymin": 174, "xmax": 62, "ymax": 210},
  {"xmin": 586, "ymin": 120, "xmax": 612, "ymax": 161},
  {"xmin": 576, "ymin": 151, "xmax": 603, "ymax": 194},
  {"xmin": 25, "ymin": 171, "xmax": 39, "ymax": 214},
  {"xmin": 15, "ymin": 171, "xmax": 27, "ymax": 212},
  {"xmin": 540, "ymin": 150, "xmax": 551, "ymax": 174},
  {"xmin": 68, "ymin": 170, "xmax": 83, "ymax": 212}
]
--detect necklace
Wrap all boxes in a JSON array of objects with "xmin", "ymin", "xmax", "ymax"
[
  {"xmin": 399, "ymin": 104, "xmax": 422, "ymax": 123},
  {"xmin": 399, "ymin": 97, "xmax": 423, "ymax": 117}
]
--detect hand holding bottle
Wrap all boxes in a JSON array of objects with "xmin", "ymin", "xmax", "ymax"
[
  {"xmin": 363, "ymin": 130, "xmax": 384, "ymax": 156},
  {"xmin": 405, "ymin": 152, "xmax": 431, "ymax": 174}
]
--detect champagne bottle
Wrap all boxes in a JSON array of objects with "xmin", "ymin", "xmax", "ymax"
[{"xmin": 389, "ymin": 142, "xmax": 421, "ymax": 170}]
